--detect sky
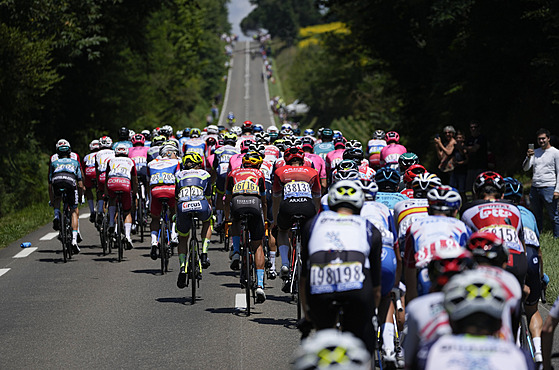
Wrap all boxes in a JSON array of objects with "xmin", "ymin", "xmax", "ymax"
[{"xmin": 227, "ymin": 0, "xmax": 256, "ymax": 40}]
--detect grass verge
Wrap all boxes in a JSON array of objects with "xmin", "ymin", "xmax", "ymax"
[
  {"xmin": 541, "ymin": 231, "xmax": 559, "ymax": 304},
  {"xmin": 0, "ymin": 202, "xmax": 52, "ymax": 249}
]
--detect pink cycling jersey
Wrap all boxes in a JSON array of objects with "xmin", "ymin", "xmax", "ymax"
[
  {"xmin": 380, "ymin": 143, "xmax": 407, "ymax": 167},
  {"xmin": 305, "ymin": 153, "xmax": 327, "ymax": 180},
  {"xmin": 228, "ymin": 153, "xmax": 244, "ymax": 172},
  {"xmin": 325, "ymin": 148, "xmax": 345, "ymax": 172}
]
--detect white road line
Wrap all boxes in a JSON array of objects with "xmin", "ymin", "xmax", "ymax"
[
  {"xmin": 218, "ymin": 54, "xmax": 235, "ymax": 127},
  {"xmin": 13, "ymin": 247, "xmax": 38, "ymax": 258},
  {"xmin": 244, "ymin": 40, "xmax": 250, "ymax": 119},
  {"xmin": 0, "ymin": 268, "xmax": 10, "ymax": 277},
  {"xmin": 79, "ymin": 212, "xmax": 90, "ymax": 219},
  {"xmin": 40, "ymin": 232, "xmax": 59, "ymax": 241},
  {"xmin": 235, "ymin": 293, "xmax": 247, "ymax": 310},
  {"xmin": 262, "ymin": 58, "xmax": 275, "ymax": 126}
]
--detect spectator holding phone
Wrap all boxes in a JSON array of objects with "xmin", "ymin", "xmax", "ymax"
[
  {"xmin": 523, "ymin": 128, "xmax": 559, "ymax": 238},
  {"xmin": 434, "ymin": 125, "xmax": 457, "ymax": 184}
]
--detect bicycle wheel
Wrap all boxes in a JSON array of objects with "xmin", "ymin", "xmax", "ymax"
[
  {"xmin": 100, "ymin": 213, "xmax": 107, "ymax": 255},
  {"xmin": 244, "ymin": 228, "xmax": 251, "ymax": 316},
  {"xmin": 60, "ymin": 209, "xmax": 68, "ymax": 263},
  {"xmin": 138, "ymin": 193, "xmax": 144, "ymax": 243},
  {"xmin": 116, "ymin": 202, "xmax": 124, "ymax": 262},
  {"xmin": 65, "ymin": 209, "xmax": 73, "ymax": 260},
  {"xmin": 160, "ymin": 215, "xmax": 167, "ymax": 275},
  {"xmin": 190, "ymin": 236, "xmax": 198, "ymax": 304}
]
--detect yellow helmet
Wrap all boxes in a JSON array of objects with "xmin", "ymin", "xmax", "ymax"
[
  {"xmin": 182, "ymin": 151, "xmax": 203, "ymax": 170},
  {"xmin": 242, "ymin": 151, "xmax": 263, "ymax": 168}
]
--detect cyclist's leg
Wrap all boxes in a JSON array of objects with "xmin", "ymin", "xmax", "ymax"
[
  {"xmin": 176, "ymin": 204, "xmax": 192, "ymax": 288},
  {"xmin": 50, "ymin": 184, "xmax": 62, "ymax": 230},
  {"xmin": 276, "ymin": 200, "xmax": 292, "ymax": 278},
  {"xmin": 199, "ymin": 202, "xmax": 213, "ymax": 268},
  {"xmin": 69, "ymin": 185, "xmax": 80, "ymax": 252},
  {"xmin": 229, "ymin": 196, "xmax": 243, "ymax": 270},
  {"xmin": 265, "ymin": 182, "xmax": 277, "ymax": 277},
  {"xmin": 526, "ymin": 245, "xmax": 543, "ymax": 361},
  {"xmin": 149, "ymin": 186, "xmax": 163, "ymax": 259}
]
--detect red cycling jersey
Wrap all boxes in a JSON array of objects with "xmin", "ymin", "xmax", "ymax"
[
  {"xmin": 226, "ymin": 167, "xmax": 266, "ymax": 197},
  {"xmin": 272, "ymin": 165, "xmax": 321, "ymax": 198}
]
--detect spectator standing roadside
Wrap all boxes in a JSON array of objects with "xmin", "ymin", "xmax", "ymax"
[
  {"xmin": 449, "ymin": 130, "xmax": 469, "ymax": 201},
  {"xmin": 465, "ymin": 120, "xmax": 488, "ymax": 192},
  {"xmin": 434, "ymin": 125, "xmax": 457, "ymax": 184},
  {"xmin": 523, "ymin": 128, "xmax": 559, "ymax": 238}
]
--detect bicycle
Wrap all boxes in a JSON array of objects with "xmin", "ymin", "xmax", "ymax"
[
  {"xmin": 186, "ymin": 212, "xmax": 201, "ymax": 304},
  {"xmin": 158, "ymin": 198, "xmax": 172, "ymax": 274},
  {"xmin": 114, "ymin": 191, "xmax": 125, "ymax": 262},
  {"xmin": 99, "ymin": 195, "xmax": 113, "ymax": 256},
  {"xmin": 239, "ymin": 213, "xmax": 257, "ymax": 315},
  {"xmin": 287, "ymin": 214, "xmax": 305, "ymax": 320},
  {"xmin": 57, "ymin": 188, "xmax": 73, "ymax": 263},
  {"xmin": 519, "ymin": 302, "xmax": 537, "ymax": 363},
  {"xmin": 135, "ymin": 181, "xmax": 147, "ymax": 243}
]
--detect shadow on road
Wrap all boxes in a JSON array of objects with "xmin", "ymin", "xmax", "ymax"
[
  {"xmin": 131, "ymin": 269, "xmax": 162, "ymax": 275},
  {"xmin": 205, "ymin": 307, "xmax": 242, "ymax": 315},
  {"xmin": 156, "ymin": 297, "xmax": 191, "ymax": 305},
  {"xmin": 210, "ymin": 271, "xmax": 237, "ymax": 277}
]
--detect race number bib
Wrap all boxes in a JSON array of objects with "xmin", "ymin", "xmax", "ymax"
[
  {"xmin": 284, "ymin": 181, "xmax": 311, "ymax": 199},
  {"xmin": 384, "ymin": 153, "xmax": 400, "ymax": 164},
  {"xmin": 524, "ymin": 227, "xmax": 539, "ymax": 247},
  {"xmin": 109, "ymin": 163, "xmax": 131, "ymax": 178},
  {"xmin": 177, "ymin": 186, "xmax": 204, "ymax": 201},
  {"xmin": 415, "ymin": 239, "xmax": 460, "ymax": 268},
  {"xmin": 232, "ymin": 180, "xmax": 259, "ymax": 195},
  {"xmin": 181, "ymin": 201, "xmax": 203, "ymax": 211},
  {"xmin": 310, "ymin": 261, "xmax": 365, "ymax": 294},
  {"xmin": 150, "ymin": 171, "xmax": 175, "ymax": 185},
  {"xmin": 480, "ymin": 225, "xmax": 523, "ymax": 252}
]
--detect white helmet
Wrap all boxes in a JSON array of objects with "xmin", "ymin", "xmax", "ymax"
[
  {"xmin": 328, "ymin": 180, "xmax": 364, "ymax": 213},
  {"xmin": 427, "ymin": 185, "xmax": 462, "ymax": 212},
  {"xmin": 114, "ymin": 143, "xmax": 129, "ymax": 157},
  {"xmin": 231, "ymin": 126, "xmax": 242, "ymax": 136},
  {"xmin": 128, "ymin": 130, "xmax": 136, "ymax": 140},
  {"xmin": 267, "ymin": 125, "xmax": 279, "ymax": 133},
  {"xmin": 99, "ymin": 136, "xmax": 113, "ymax": 149},
  {"xmin": 207, "ymin": 125, "xmax": 219, "ymax": 135},
  {"xmin": 89, "ymin": 139, "xmax": 100, "ymax": 152},
  {"xmin": 281, "ymin": 122, "xmax": 292, "ymax": 130},
  {"xmin": 293, "ymin": 329, "xmax": 371, "ymax": 370}
]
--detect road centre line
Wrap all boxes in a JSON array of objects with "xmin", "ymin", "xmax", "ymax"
[
  {"xmin": 13, "ymin": 248, "xmax": 38, "ymax": 259},
  {"xmin": 40, "ymin": 232, "xmax": 59, "ymax": 241},
  {"xmin": 79, "ymin": 212, "xmax": 90, "ymax": 219},
  {"xmin": 0, "ymin": 268, "xmax": 10, "ymax": 277}
]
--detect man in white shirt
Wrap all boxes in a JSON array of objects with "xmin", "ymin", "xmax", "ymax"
[{"xmin": 523, "ymin": 128, "xmax": 559, "ymax": 238}]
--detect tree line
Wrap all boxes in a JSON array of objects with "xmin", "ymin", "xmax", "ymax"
[{"xmin": 0, "ymin": 0, "xmax": 230, "ymax": 216}]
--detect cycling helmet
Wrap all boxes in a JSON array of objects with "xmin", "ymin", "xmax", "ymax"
[
  {"xmin": 347, "ymin": 139, "xmax": 363, "ymax": 149},
  {"xmin": 321, "ymin": 128, "xmax": 334, "ymax": 141},
  {"xmin": 403, "ymin": 164, "xmax": 427, "ymax": 185},
  {"xmin": 161, "ymin": 124, "xmax": 173, "ymax": 138},
  {"xmin": 428, "ymin": 248, "xmax": 475, "ymax": 292},
  {"xmin": 230, "ymin": 126, "xmax": 242, "ymax": 136},
  {"xmin": 182, "ymin": 152, "xmax": 203, "ymax": 170},
  {"xmin": 267, "ymin": 125, "xmax": 279, "ymax": 133},
  {"xmin": 375, "ymin": 167, "xmax": 401, "ymax": 192},
  {"xmin": 284, "ymin": 146, "xmax": 305, "ymax": 164},
  {"xmin": 304, "ymin": 128, "xmax": 315, "ymax": 136},
  {"xmin": 372, "ymin": 129, "xmax": 386, "ymax": 140},
  {"xmin": 118, "ymin": 126, "xmax": 129, "ymax": 141},
  {"xmin": 151, "ymin": 135, "xmax": 166, "ymax": 147},
  {"xmin": 292, "ymin": 329, "xmax": 371, "ymax": 370},
  {"xmin": 240, "ymin": 139, "xmax": 255, "ymax": 153},
  {"xmin": 333, "ymin": 137, "xmax": 346, "ymax": 149},
  {"xmin": 99, "ymin": 136, "xmax": 113, "ymax": 149},
  {"xmin": 250, "ymin": 143, "xmax": 266, "ymax": 157},
  {"xmin": 206, "ymin": 125, "xmax": 219, "ymax": 135},
  {"xmin": 56, "ymin": 139, "xmax": 71, "ymax": 155},
  {"xmin": 444, "ymin": 269, "xmax": 508, "ymax": 322},
  {"xmin": 159, "ymin": 144, "xmax": 179, "ymax": 158},
  {"xmin": 427, "ymin": 186, "xmax": 462, "ymax": 212},
  {"xmin": 332, "ymin": 169, "xmax": 360, "ymax": 183},
  {"xmin": 473, "ymin": 171, "xmax": 505, "ymax": 196},
  {"xmin": 227, "ymin": 112, "xmax": 235, "ymax": 121},
  {"xmin": 385, "ymin": 131, "xmax": 400, "ymax": 144},
  {"xmin": 190, "ymin": 128, "xmax": 201, "ymax": 138},
  {"xmin": 333, "ymin": 130, "xmax": 343, "ymax": 140},
  {"xmin": 128, "ymin": 129, "xmax": 136, "ymax": 139},
  {"xmin": 336, "ymin": 159, "xmax": 359, "ymax": 172},
  {"xmin": 114, "ymin": 143, "xmax": 129, "ymax": 157},
  {"xmin": 175, "ymin": 130, "xmax": 183, "ymax": 139},
  {"xmin": 343, "ymin": 148, "xmax": 365, "ymax": 163},
  {"xmin": 89, "ymin": 139, "xmax": 100, "ymax": 152},
  {"xmin": 293, "ymin": 127, "xmax": 301, "ymax": 136},
  {"xmin": 504, "ymin": 177, "xmax": 523, "ymax": 201},
  {"xmin": 242, "ymin": 151, "xmax": 263, "ymax": 168},
  {"xmin": 206, "ymin": 136, "xmax": 217, "ymax": 147},
  {"xmin": 360, "ymin": 180, "xmax": 379, "ymax": 201},
  {"xmin": 398, "ymin": 152, "xmax": 419, "ymax": 172},
  {"xmin": 301, "ymin": 137, "xmax": 314, "ymax": 152},
  {"xmin": 465, "ymin": 231, "xmax": 509, "ymax": 267},
  {"xmin": 141, "ymin": 129, "xmax": 151, "ymax": 140},
  {"xmin": 281, "ymin": 122, "xmax": 292, "ymax": 131},
  {"xmin": 274, "ymin": 139, "xmax": 287, "ymax": 152},
  {"xmin": 253, "ymin": 124, "xmax": 264, "ymax": 133},
  {"xmin": 412, "ymin": 173, "xmax": 442, "ymax": 198},
  {"xmin": 242, "ymin": 120, "xmax": 253, "ymax": 132},
  {"xmin": 280, "ymin": 128, "xmax": 293, "ymax": 138},
  {"xmin": 131, "ymin": 134, "xmax": 145, "ymax": 146},
  {"xmin": 328, "ymin": 180, "xmax": 365, "ymax": 213},
  {"xmin": 222, "ymin": 132, "xmax": 237, "ymax": 146}
]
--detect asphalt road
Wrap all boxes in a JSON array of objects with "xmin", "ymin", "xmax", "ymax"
[{"xmin": 0, "ymin": 41, "xmax": 297, "ymax": 370}]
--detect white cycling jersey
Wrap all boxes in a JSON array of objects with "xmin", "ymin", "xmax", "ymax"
[
  {"xmin": 360, "ymin": 201, "xmax": 396, "ymax": 248},
  {"xmin": 393, "ymin": 198, "xmax": 429, "ymax": 243}
]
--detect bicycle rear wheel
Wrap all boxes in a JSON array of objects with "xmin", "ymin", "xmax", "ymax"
[
  {"xmin": 160, "ymin": 216, "xmax": 168, "ymax": 275},
  {"xmin": 61, "ymin": 211, "xmax": 68, "ymax": 263},
  {"xmin": 117, "ymin": 203, "xmax": 124, "ymax": 262},
  {"xmin": 190, "ymin": 237, "xmax": 198, "ymax": 304},
  {"xmin": 244, "ymin": 229, "xmax": 251, "ymax": 316}
]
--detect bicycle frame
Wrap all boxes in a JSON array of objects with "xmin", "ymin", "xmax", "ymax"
[
  {"xmin": 187, "ymin": 212, "xmax": 200, "ymax": 304},
  {"xmin": 158, "ymin": 199, "xmax": 171, "ymax": 274}
]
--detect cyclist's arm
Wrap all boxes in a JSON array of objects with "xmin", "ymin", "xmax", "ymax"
[{"xmin": 368, "ymin": 224, "xmax": 383, "ymax": 308}]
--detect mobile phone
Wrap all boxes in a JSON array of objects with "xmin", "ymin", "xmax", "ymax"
[
  {"xmin": 434, "ymin": 134, "xmax": 440, "ymax": 139},
  {"xmin": 528, "ymin": 143, "xmax": 534, "ymax": 150}
]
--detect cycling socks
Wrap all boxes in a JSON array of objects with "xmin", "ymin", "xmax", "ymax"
[
  {"xmin": 202, "ymin": 239, "xmax": 210, "ymax": 253},
  {"xmin": 279, "ymin": 245, "xmax": 289, "ymax": 266},
  {"xmin": 533, "ymin": 336, "xmax": 542, "ymax": 354},
  {"xmin": 124, "ymin": 222, "xmax": 131, "ymax": 239},
  {"xmin": 257, "ymin": 269, "xmax": 264, "ymax": 287},
  {"xmin": 54, "ymin": 208, "xmax": 61, "ymax": 219},
  {"xmin": 179, "ymin": 254, "xmax": 186, "ymax": 270},
  {"xmin": 232, "ymin": 236, "xmax": 241, "ymax": 254},
  {"xmin": 88, "ymin": 199, "xmax": 95, "ymax": 214},
  {"xmin": 108, "ymin": 206, "xmax": 116, "ymax": 226},
  {"xmin": 151, "ymin": 231, "xmax": 158, "ymax": 245},
  {"xmin": 72, "ymin": 230, "xmax": 78, "ymax": 244},
  {"xmin": 269, "ymin": 251, "xmax": 276, "ymax": 270},
  {"xmin": 382, "ymin": 322, "xmax": 395, "ymax": 352}
]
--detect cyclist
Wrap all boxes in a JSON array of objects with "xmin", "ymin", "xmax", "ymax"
[
  {"xmin": 380, "ymin": 131, "xmax": 407, "ymax": 170},
  {"xmin": 95, "ymin": 136, "xmax": 115, "ymax": 226},
  {"xmin": 367, "ymin": 129, "xmax": 387, "ymax": 170},
  {"xmin": 301, "ymin": 137, "xmax": 327, "ymax": 190},
  {"xmin": 147, "ymin": 144, "xmax": 181, "ymax": 260},
  {"xmin": 400, "ymin": 164, "xmax": 427, "ymax": 198},
  {"xmin": 313, "ymin": 128, "xmax": 335, "ymax": 160},
  {"xmin": 465, "ymin": 231, "xmax": 523, "ymax": 343},
  {"xmin": 105, "ymin": 144, "xmax": 138, "ymax": 249},
  {"xmin": 415, "ymin": 270, "xmax": 534, "ymax": 370},
  {"xmin": 325, "ymin": 137, "xmax": 346, "ymax": 180},
  {"xmin": 147, "ymin": 135, "xmax": 166, "ymax": 163},
  {"xmin": 229, "ymin": 139, "xmax": 254, "ymax": 171},
  {"xmin": 211, "ymin": 132, "xmax": 239, "ymax": 231},
  {"xmin": 49, "ymin": 140, "xmax": 84, "ymax": 254},
  {"xmin": 461, "ymin": 171, "xmax": 528, "ymax": 289},
  {"xmin": 343, "ymin": 147, "xmax": 375, "ymax": 184},
  {"xmin": 182, "ymin": 128, "xmax": 206, "ymax": 166},
  {"xmin": 301, "ymin": 180, "xmax": 382, "ymax": 357},
  {"xmin": 374, "ymin": 167, "xmax": 408, "ymax": 209},
  {"xmin": 112, "ymin": 126, "xmax": 133, "ymax": 150},
  {"xmin": 403, "ymin": 186, "xmax": 471, "ymax": 303},
  {"xmin": 175, "ymin": 152, "xmax": 213, "ymax": 288},
  {"xmin": 272, "ymin": 146, "xmax": 321, "ymax": 292},
  {"xmin": 83, "ymin": 139, "xmax": 100, "ymax": 222},
  {"xmin": 404, "ymin": 248, "xmax": 476, "ymax": 366},
  {"xmin": 224, "ymin": 151, "xmax": 268, "ymax": 303},
  {"xmin": 227, "ymin": 112, "xmax": 236, "ymax": 126},
  {"xmin": 141, "ymin": 129, "xmax": 152, "ymax": 147},
  {"xmin": 129, "ymin": 134, "xmax": 149, "ymax": 227},
  {"xmin": 504, "ymin": 177, "xmax": 544, "ymax": 361}
]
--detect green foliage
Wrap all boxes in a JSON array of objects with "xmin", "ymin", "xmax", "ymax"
[
  {"xmin": 0, "ymin": 201, "xmax": 52, "ymax": 249},
  {"xmin": 540, "ymin": 232, "xmax": 559, "ymax": 302}
]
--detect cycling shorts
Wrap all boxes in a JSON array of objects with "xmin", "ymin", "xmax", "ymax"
[
  {"xmin": 231, "ymin": 195, "xmax": 265, "ymax": 240},
  {"xmin": 277, "ymin": 197, "xmax": 316, "ymax": 230},
  {"xmin": 506, "ymin": 249, "xmax": 528, "ymax": 288},
  {"xmin": 176, "ymin": 200, "xmax": 212, "ymax": 236},
  {"xmin": 83, "ymin": 167, "xmax": 97, "ymax": 188},
  {"xmin": 525, "ymin": 246, "xmax": 541, "ymax": 306},
  {"xmin": 150, "ymin": 185, "xmax": 176, "ymax": 217},
  {"xmin": 52, "ymin": 175, "xmax": 79, "ymax": 210},
  {"xmin": 381, "ymin": 246, "xmax": 397, "ymax": 296},
  {"xmin": 265, "ymin": 181, "xmax": 273, "ymax": 222},
  {"xmin": 306, "ymin": 269, "xmax": 376, "ymax": 356},
  {"xmin": 216, "ymin": 173, "xmax": 227, "ymax": 193},
  {"xmin": 106, "ymin": 177, "xmax": 132, "ymax": 211}
]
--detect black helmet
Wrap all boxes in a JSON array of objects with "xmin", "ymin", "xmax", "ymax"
[{"xmin": 118, "ymin": 126, "xmax": 129, "ymax": 141}]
